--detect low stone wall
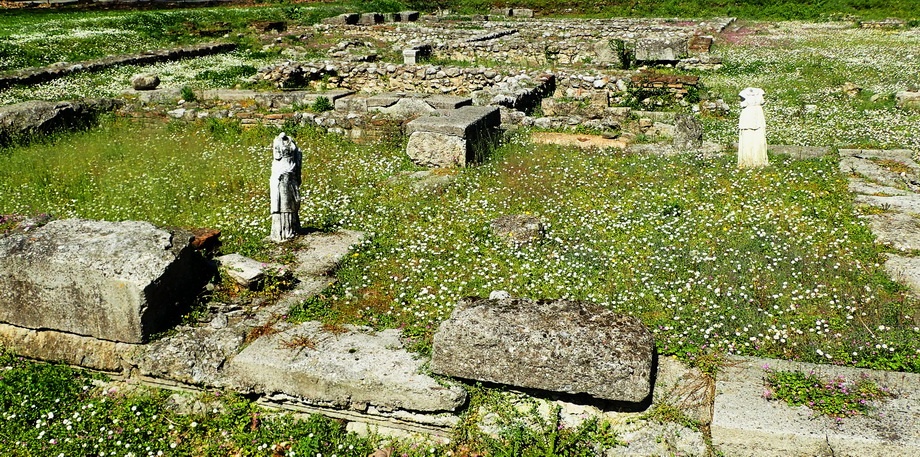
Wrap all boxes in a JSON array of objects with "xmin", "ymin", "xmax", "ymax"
[
  {"xmin": 0, "ymin": 42, "xmax": 236, "ymax": 90},
  {"xmin": 0, "ymin": 98, "xmax": 124, "ymax": 146}
]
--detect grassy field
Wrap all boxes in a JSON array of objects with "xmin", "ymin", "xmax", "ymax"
[{"xmin": 2, "ymin": 2, "xmax": 920, "ymax": 454}]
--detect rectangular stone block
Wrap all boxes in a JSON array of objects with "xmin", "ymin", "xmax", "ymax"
[
  {"xmin": 403, "ymin": 44, "xmax": 432, "ymax": 65},
  {"xmin": 406, "ymin": 105, "xmax": 500, "ymax": 137},
  {"xmin": 334, "ymin": 95, "xmax": 368, "ymax": 113},
  {"xmin": 511, "ymin": 8, "xmax": 534, "ymax": 18},
  {"xmin": 400, "ymin": 10, "xmax": 420, "ymax": 21},
  {"xmin": 322, "ymin": 13, "xmax": 358, "ymax": 25},
  {"xmin": 431, "ymin": 297, "xmax": 655, "ymax": 403},
  {"xmin": 0, "ymin": 219, "xmax": 208, "ymax": 343},
  {"xmin": 635, "ymin": 37, "xmax": 690, "ymax": 62},
  {"xmin": 425, "ymin": 95, "xmax": 473, "ymax": 110},
  {"xmin": 358, "ymin": 13, "xmax": 383, "ymax": 26}
]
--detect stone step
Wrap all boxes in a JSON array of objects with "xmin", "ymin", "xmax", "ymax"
[
  {"xmin": 712, "ymin": 356, "xmax": 920, "ymax": 456},
  {"xmin": 226, "ymin": 322, "xmax": 468, "ymax": 413}
]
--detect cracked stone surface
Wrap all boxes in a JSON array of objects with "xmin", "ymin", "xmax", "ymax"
[
  {"xmin": 226, "ymin": 321, "xmax": 468, "ymax": 413},
  {"xmin": 712, "ymin": 356, "xmax": 920, "ymax": 457}
]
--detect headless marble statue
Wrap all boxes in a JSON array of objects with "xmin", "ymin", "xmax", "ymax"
[
  {"xmin": 737, "ymin": 87, "xmax": 768, "ymax": 168},
  {"xmin": 270, "ymin": 132, "xmax": 302, "ymax": 242}
]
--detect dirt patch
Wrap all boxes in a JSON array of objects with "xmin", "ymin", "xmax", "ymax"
[{"xmin": 531, "ymin": 132, "xmax": 628, "ymax": 150}]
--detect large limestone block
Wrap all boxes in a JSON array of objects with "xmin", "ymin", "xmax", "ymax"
[
  {"xmin": 227, "ymin": 322, "xmax": 467, "ymax": 412},
  {"xmin": 431, "ymin": 297, "xmax": 655, "ymax": 403},
  {"xmin": 406, "ymin": 105, "xmax": 500, "ymax": 137},
  {"xmin": 634, "ymin": 37, "xmax": 689, "ymax": 62},
  {"xmin": 405, "ymin": 131, "xmax": 467, "ymax": 168},
  {"xmin": 0, "ymin": 219, "xmax": 208, "ymax": 343}
]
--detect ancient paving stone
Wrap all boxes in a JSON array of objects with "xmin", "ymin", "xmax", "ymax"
[
  {"xmin": 216, "ymin": 253, "xmax": 285, "ymax": 289},
  {"xmin": 294, "ymin": 230, "xmax": 366, "ymax": 277},
  {"xmin": 884, "ymin": 254, "xmax": 920, "ymax": 295},
  {"xmin": 0, "ymin": 219, "xmax": 209, "ymax": 343},
  {"xmin": 855, "ymin": 194, "xmax": 920, "ymax": 214},
  {"xmin": 712, "ymin": 356, "xmax": 920, "ymax": 456},
  {"xmin": 0, "ymin": 323, "xmax": 136, "ymax": 372},
  {"xmin": 431, "ymin": 297, "xmax": 655, "ymax": 403},
  {"xmin": 227, "ymin": 322, "xmax": 467, "ymax": 412},
  {"xmin": 867, "ymin": 212, "xmax": 920, "ymax": 252}
]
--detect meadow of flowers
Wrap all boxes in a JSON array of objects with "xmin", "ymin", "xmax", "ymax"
[
  {"xmin": 701, "ymin": 21, "xmax": 920, "ymax": 151},
  {"xmin": 3, "ymin": 17, "xmax": 920, "ymax": 372}
]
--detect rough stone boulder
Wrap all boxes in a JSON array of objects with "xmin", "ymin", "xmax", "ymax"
[
  {"xmin": 490, "ymin": 214, "xmax": 545, "ymax": 245},
  {"xmin": 431, "ymin": 297, "xmax": 655, "ymax": 403},
  {"xmin": 896, "ymin": 90, "xmax": 920, "ymax": 110},
  {"xmin": 131, "ymin": 73, "xmax": 160, "ymax": 90},
  {"xmin": 673, "ymin": 114, "xmax": 703, "ymax": 150},
  {"xmin": 0, "ymin": 98, "xmax": 124, "ymax": 146},
  {"xmin": 0, "ymin": 219, "xmax": 210, "ymax": 343}
]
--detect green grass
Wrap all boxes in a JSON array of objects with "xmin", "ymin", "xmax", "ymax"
[
  {"xmin": 408, "ymin": 0, "xmax": 919, "ymax": 21},
  {"xmin": 0, "ymin": 348, "xmax": 627, "ymax": 456},
  {"xmin": 2, "ymin": 114, "xmax": 919, "ymax": 372},
  {"xmin": 0, "ymin": 2, "xmax": 409, "ymax": 74},
  {"xmin": 0, "ymin": 349, "xmax": 381, "ymax": 457},
  {"xmin": 763, "ymin": 366, "xmax": 893, "ymax": 420}
]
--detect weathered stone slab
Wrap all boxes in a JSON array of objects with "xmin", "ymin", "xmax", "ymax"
[
  {"xmin": 227, "ymin": 322, "xmax": 467, "ymax": 412},
  {"xmin": 322, "ymin": 13, "xmax": 359, "ymax": 25},
  {"xmin": 672, "ymin": 113, "xmax": 703, "ymax": 150},
  {"xmin": 896, "ymin": 90, "xmax": 920, "ymax": 110},
  {"xmin": 430, "ymin": 297, "xmax": 655, "ymax": 403},
  {"xmin": 334, "ymin": 95, "xmax": 368, "ymax": 113},
  {"xmin": 407, "ymin": 105, "xmax": 500, "ymax": 137},
  {"xmin": 0, "ymin": 322, "xmax": 136, "ymax": 372},
  {"xmin": 634, "ymin": 37, "xmax": 689, "ymax": 62},
  {"xmin": 511, "ymin": 8, "xmax": 534, "ymax": 18},
  {"xmin": 402, "ymin": 44, "xmax": 432, "ymax": 65},
  {"xmin": 425, "ymin": 95, "xmax": 473, "ymax": 110},
  {"xmin": 216, "ymin": 253, "xmax": 285, "ymax": 289},
  {"xmin": 135, "ymin": 323, "xmax": 247, "ymax": 387},
  {"xmin": 399, "ymin": 11, "xmax": 420, "ymax": 21},
  {"xmin": 855, "ymin": 194, "xmax": 920, "ymax": 214},
  {"xmin": 371, "ymin": 98, "xmax": 437, "ymax": 117},
  {"xmin": 294, "ymin": 230, "xmax": 366, "ymax": 277},
  {"xmin": 868, "ymin": 212, "xmax": 920, "ymax": 252},
  {"xmin": 0, "ymin": 219, "xmax": 209, "ymax": 343},
  {"xmin": 712, "ymin": 356, "xmax": 920, "ymax": 456},
  {"xmin": 0, "ymin": 98, "xmax": 123, "ymax": 146},
  {"xmin": 358, "ymin": 13, "xmax": 383, "ymax": 26},
  {"xmin": 884, "ymin": 254, "xmax": 920, "ymax": 295},
  {"xmin": 405, "ymin": 131, "xmax": 468, "ymax": 168},
  {"xmin": 406, "ymin": 106, "xmax": 501, "ymax": 167}
]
